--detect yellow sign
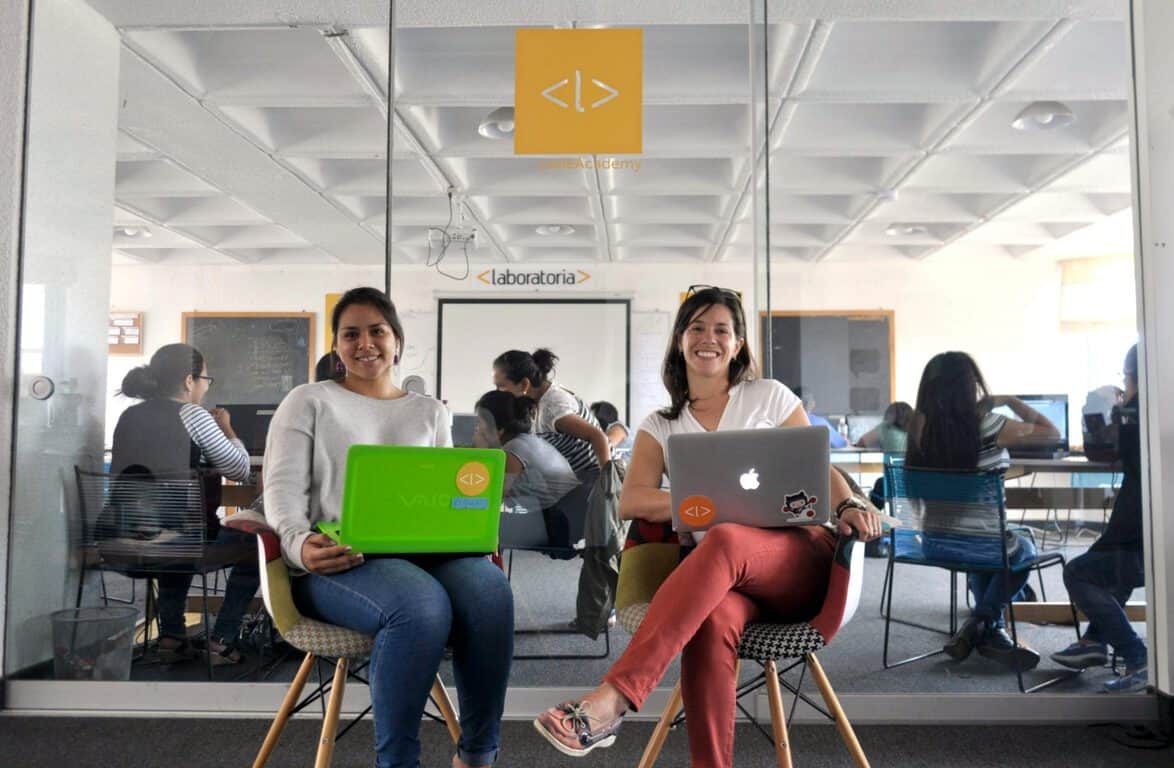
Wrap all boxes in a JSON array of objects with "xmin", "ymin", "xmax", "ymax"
[
  {"xmin": 515, "ymin": 28, "xmax": 643, "ymax": 155},
  {"xmin": 325, "ymin": 292, "xmax": 342, "ymax": 351},
  {"xmin": 455, "ymin": 461, "xmax": 491, "ymax": 496}
]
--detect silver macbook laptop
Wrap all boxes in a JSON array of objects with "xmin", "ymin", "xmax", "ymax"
[{"xmin": 667, "ymin": 425, "xmax": 831, "ymax": 532}]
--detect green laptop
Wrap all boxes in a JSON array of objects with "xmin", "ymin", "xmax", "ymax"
[{"xmin": 317, "ymin": 444, "xmax": 506, "ymax": 554}]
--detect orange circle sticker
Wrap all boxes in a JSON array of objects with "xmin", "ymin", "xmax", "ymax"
[
  {"xmin": 456, "ymin": 461, "xmax": 491, "ymax": 496},
  {"xmin": 678, "ymin": 495, "xmax": 716, "ymax": 528}
]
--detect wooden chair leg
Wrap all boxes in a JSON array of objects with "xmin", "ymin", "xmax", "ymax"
[
  {"xmin": 764, "ymin": 660, "xmax": 794, "ymax": 768},
  {"xmin": 431, "ymin": 674, "xmax": 461, "ymax": 744},
  {"xmin": 254, "ymin": 652, "xmax": 316, "ymax": 768},
  {"xmin": 806, "ymin": 653, "xmax": 869, "ymax": 768},
  {"xmin": 638, "ymin": 680, "xmax": 682, "ymax": 768},
  {"xmin": 314, "ymin": 657, "xmax": 349, "ymax": 768}
]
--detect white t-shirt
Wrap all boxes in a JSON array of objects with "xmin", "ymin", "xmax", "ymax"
[
  {"xmin": 639, "ymin": 378, "xmax": 802, "ymax": 542},
  {"xmin": 534, "ymin": 384, "xmax": 600, "ymax": 475}
]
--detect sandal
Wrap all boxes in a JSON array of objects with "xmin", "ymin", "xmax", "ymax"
[
  {"xmin": 193, "ymin": 636, "xmax": 243, "ymax": 666},
  {"xmin": 156, "ymin": 636, "xmax": 196, "ymax": 664},
  {"xmin": 534, "ymin": 700, "xmax": 624, "ymax": 758}
]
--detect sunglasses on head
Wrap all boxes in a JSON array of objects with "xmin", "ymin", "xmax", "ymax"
[{"xmin": 684, "ymin": 284, "xmax": 743, "ymax": 301}]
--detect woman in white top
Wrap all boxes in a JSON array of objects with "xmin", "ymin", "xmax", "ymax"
[
  {"xmin": 534, "ymin": 286, "xmax": 883, "ymax": 768},
  {"xmin": 264, "ymin": 288, "xmax": 513, "ymax": 768},
  {"xmin": 492, "ymin": 348, "xmax": 610, "ymax": 478}
]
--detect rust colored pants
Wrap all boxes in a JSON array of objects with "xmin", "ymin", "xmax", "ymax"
[{"xmin": 605, "ymin": 523, "xmax": 835, "ymax": 768}]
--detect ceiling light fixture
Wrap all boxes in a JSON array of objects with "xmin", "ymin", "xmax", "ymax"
[
  {"xmin": 535, "ymin": 224, "xmax": 575, "ymax": 236},
  {"xmin": 117, "ymin": 226, "xmax": 151, "ymax": 238},
  {"xmin": 478, "ymin": 106, "xmax": 516, "ymax": 139},
  {"xmin": 885, "ymin": 224, "xmax": 928, "ymax": 237},
  {"xmin": 1011, "ymin": 101, "xmax": 1076, "ymax": 131}
]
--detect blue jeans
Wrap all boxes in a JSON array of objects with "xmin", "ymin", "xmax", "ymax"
[
  {"xmin": 922, "ymin": 531, "xmax": 1035, "ymax": 629},
  {"xmin": 1064, "ymin": 548, "xmax": 1147, "ymax": 668},
  {"xmin": 157, "ymin": 527, "xmax": 259, "ymax": 641},
  {"xmin": 292, "ymin": 556, "xmax": 514, "ymax": 768}
]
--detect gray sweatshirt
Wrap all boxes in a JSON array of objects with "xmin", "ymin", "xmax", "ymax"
[{"xmin": 262, "ymin": 380, "xmax": 451, "ymax": 570}]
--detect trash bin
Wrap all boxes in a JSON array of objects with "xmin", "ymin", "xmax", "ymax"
[{"xmin": 51, "ymin": 606, "xmax": 139, "ymax": 681}]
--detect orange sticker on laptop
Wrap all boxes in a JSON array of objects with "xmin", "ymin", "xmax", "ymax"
[
  {"xmin": 679, "ymin": 495, "xmax": 716, "ymax": 528},
  {"xmin": 455, "ymin": 462, "xmax": 490, "ymax": 496}
]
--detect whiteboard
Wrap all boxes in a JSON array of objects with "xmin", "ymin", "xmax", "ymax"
[{"xmin": 438, "ymin": 300, "xmax": 630, "ymax": 420}]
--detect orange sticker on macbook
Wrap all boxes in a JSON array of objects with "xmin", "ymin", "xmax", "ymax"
[
  {"xmin": 455, "ymin": 462, "xmax": 490, "ymax": 496},
  {"xmin": 678, "ymin": 494, "xmax": 716, "ymax": 528}
]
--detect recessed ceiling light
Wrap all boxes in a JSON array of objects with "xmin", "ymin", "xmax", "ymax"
[
  {"xmin": 117, "ymin": 226, "xmax": 151, "ymax": 238},
  {"xmin": 885, "ymin": 224, "xmax": 928, "ymax": 237},
  {"xmin": 535, "ymin": 224, "xmax": 575, "ymax": 236},
  {"xmin": 1011, "ymin": 101, "xmax": 1076, "ymax": 131},
  {"xmin": 478, "ymin": 106, "xmax": 515, "ymax": 139}
]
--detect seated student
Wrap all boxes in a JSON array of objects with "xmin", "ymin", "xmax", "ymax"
[
  {"xmin": 533, "ymin": 286, "xmax": 883, "ymax": 767},
  {"xmin": 1051, "ymin": 344, "xmax": 1149, "ymax": 693},
  {"xmin": 793, "ymin": 387, "xmax": 848, "ymax": 449},
  {"xmin": 856, "ymin": 401, "xmax": 913, "ymax": 452},
  {"xmin": 472, "ymin": 390, "xmax": 579, "ymax": 518},
  {"xmin": 493, "ymin": 349, "xmax": 610, "ymax": 479},
  {"xmin": 110, "ymin": 343, "xmax": 257, "ymax": 665},
  {"xmin": 264, "ymin": 287, "xmax": 513, "ymax": 768},
  {"xmin": 314, "ymin": 351, "xmax": 343, "ymax": 382},
  {"xmin": 589, "ymin": 400, "xmax": 634, "ymax": 460},
  {"xmin": 907, "ymin": 351, "xmax": 1060, "ymax": 671}
]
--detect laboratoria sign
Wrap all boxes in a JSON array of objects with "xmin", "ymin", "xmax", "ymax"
[{"xmin": 476, "ymin": 268, "xmax": 592, "ymax": 287}]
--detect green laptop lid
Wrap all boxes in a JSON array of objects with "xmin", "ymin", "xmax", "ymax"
[{"xmin": 340, "ymin": 444, "xmax": 506, "ymax": 554}]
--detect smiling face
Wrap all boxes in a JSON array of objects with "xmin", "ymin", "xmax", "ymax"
[
  {"xmin": 334, "ymin": 302, "xmax": 401, "ymax": 383},
  {"xmin": 679, "ymin": 303, "xmax": 745, "ymax": 377}
]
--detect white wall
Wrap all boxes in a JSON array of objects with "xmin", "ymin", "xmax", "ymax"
[{"xmin": 107, "ymin": 253, "xmax": 1096, "ymax": 444}]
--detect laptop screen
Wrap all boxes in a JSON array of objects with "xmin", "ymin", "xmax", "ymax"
[
  {"xmin": 846, "ymin": 413, "xmax": 883, "ymax": 444},
  {"xmin": 993, "ymin": 394, "xmax": 1068, "ymax": 449},
  {"xmin": 451, "ymin": 413, "xmax": 478, "ymax": 448},
  {"xmin": 219, "ymin": 404, "xmax": 278, "ymax": 456}
]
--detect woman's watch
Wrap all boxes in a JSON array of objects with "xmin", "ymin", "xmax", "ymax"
[{"xmin": 833, "ymin": 496, "xmax": 868, "ymax": 522}]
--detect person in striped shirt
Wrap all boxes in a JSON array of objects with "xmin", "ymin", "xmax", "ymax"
[
  {"xmin": 906, "ymin": 351, "xmax": 1060, "ymax": 671},
  {"xmin": 111, "ymin": 343, "xmax": 257, "ymax": 665}
]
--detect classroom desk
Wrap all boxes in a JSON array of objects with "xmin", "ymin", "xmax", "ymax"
[{"xmin": 220, "ymin": 483, "xmax": 259, "ymax": 508}]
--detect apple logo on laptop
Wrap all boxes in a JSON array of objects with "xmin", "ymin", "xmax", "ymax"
[{"xmin": 739, "ymin": 468, "xmax": 760, "ymax": 491}]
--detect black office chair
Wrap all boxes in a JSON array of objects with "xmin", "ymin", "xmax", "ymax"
[{"xmin": 74, "ymin": 466, "xmax": 239, "ymax": 680}]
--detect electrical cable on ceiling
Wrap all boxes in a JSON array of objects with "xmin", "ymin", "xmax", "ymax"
[{"xmin": 426, "ymin": 189, "xmax": 473, "ymax": 280}]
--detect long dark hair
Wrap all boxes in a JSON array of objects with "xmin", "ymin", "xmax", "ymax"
[
  {"xmin": 907, "ymin": 352, "xmax": 990, "ymax": 469},
  {"xmin": 475, "ymin": 390, "xmax": 536, "ymax": 442},
  {"xmin": 331, "ymin": 287, "xmax": 405, "ymax": 359},
  {"xmin": 119, "ymin": 343, "xmax": 204, "ymax": 400},
  {"xmin": 660, "ymin": 288, "xmax": 756, "ymax": 420},
  {"xmin": 493, "ymin": 348, "xmax": 558, "ymax": 389}
]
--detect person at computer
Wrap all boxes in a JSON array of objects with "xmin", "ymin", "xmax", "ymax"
[
  {"xmin": 1050, "ymin": 344, "xmax": 1149, "ymax": 693},
  {"xmin": 263, "ymin": 287, "xmax": 513, "ymax": 768},
  {"xmin": 110, "ymin": 343, "xmax": 257, "ymax": 666},
  {"xmin": 472, "ymin": 389, "xmax": 579, "ymax": 520},
  {"xmin": 589, "ymin": 400, "xmax": 635, "ymax": 461},
  {"xmin": 906, "ymin": 351, "xmax": 1059, "ymax": 671},
  {"xmin": 532, "ymin": 286, "xmax": 883, "ymax": 767},
  {"xmin": 855, "ymin": 401, "xmax": 913, "ymax": 452},
  {"xmin": 792, "ymin": 386, "xmax": 848, "ymax": 449}
]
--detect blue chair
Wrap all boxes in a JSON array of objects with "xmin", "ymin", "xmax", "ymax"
[{"xmin": 880, "ymin": 456, "xmax": 1079, "ymax": 693}]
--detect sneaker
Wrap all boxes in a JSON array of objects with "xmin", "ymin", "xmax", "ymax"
[
  {"xmin": 976, "ymin": 627, "xmax": 1041, "ymax": 671},
  {"xmin": 1050, "ymin": 641, "xmax": 1109, "ymax": 670},
  {"xmin": 1104, "ymin": 666, "xmax": 1149, "ymax": 693},
  {"xmin": 534, "ymin": 700, "xmax": 624, "ymax": 758},
  {"xmin": 943, "ymin": 617, "xmax": 983, "ymax": 661}
]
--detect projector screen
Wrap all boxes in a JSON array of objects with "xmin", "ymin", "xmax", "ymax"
[{"xmin": 437, "ymin": 299, "xmax": 630, "ymax": 424}]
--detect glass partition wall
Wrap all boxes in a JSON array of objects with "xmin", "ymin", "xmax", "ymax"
[{"xmin": 2, "ymin": 0, "xmax": 1160, "ymax": 728}]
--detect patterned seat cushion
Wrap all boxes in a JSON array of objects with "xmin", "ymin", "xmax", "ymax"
[
  {"xmin": 737, "ymin": 621, "xmax": 825, "ymax": 661},
  {"xmin": 282, "ymin": 616, "xmax": 374, "ymax": 658},
  {"xmin": 617, "ymin": 603, "xmax": 650, "ymax": 635}
]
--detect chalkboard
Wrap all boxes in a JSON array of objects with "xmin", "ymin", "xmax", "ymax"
[
  {"xmin": 760, "ymin": 311, "xmax": 894, "ymax": 415},
  {"xmin": 182, "ymin": 312, "xmax": 315, "ymax": 405}
]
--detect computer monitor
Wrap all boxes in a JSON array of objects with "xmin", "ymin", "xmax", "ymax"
[
  {"xmin": 845, "ymin": 413, "xmax": 883, "ymax": 445},
  {"xmin": 993, "ymin": 394, "xmax": 1069, "ymax": 454},
  {"xmin": 219, "ymin": 404, "xmax": 278, "ymax": 456},
  {"xmin": 451, "ymin": 412, "xmax": 478, "ymax": 448}
]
